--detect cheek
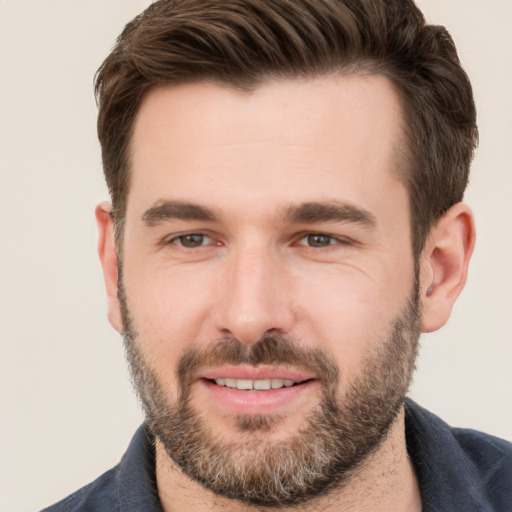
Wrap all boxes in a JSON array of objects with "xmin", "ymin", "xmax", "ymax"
[
  {"xmin": 122, "ymin": 263, "xmax": 218, "ymax": 385},
  {"xmin": 293, "ymin": 263, "xmax": 413, "ymax": 381}
]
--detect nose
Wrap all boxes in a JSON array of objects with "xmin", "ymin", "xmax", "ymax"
[{"xmin": 212, "ymin": 245, "xmax": 295, "ymax": 344}]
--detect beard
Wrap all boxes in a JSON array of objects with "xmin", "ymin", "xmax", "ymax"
[{"xmin": 119, "ymin": 278, "xmax": 420, "ymax": 508}]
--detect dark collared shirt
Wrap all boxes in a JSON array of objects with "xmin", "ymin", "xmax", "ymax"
[{"xmin": 41, "ymin": 400, "xmax": 512, "ymax": 511}]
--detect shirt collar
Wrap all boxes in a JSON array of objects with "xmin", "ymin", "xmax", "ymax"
[
  {"xmin": 405, "ymin": 398, "xmax": 492, "ymax": 511},
  {"xmin": 118, "ymin": 424, "xmax": 162, "ymax": 512}
]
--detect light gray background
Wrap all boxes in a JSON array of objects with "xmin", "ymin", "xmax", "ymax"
[{"xmin": 0, "ymin": 1, "xmax": 511, "ymax": 511}]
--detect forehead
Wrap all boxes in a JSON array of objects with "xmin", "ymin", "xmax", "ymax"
[{"xmin": 128, "ymin": 74, "xmax": 406, "ymax": 221}]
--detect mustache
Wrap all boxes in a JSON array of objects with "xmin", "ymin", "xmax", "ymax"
[{"xmin": 177, "ymin": 335, "xmax": 339, "ymax": 386}]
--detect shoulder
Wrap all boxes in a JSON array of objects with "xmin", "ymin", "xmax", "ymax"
[
  {"xmin": 405, "ymin": 399, "xmax": 512, "ymax": 510},
  {"xmin": 40, "ymin": 466, "xmax": 120, "ymax": 512},
  {"xmin": 452, "ymin": 427, "xmax": 512, "ymax": 485},
  {"xmin": 406, "ymin": 399, "xmax": 512, "ymax": 474},
  {"xmin": 39, "ymin": 425, "xmax": 161, "ymax": 512},
  {"xmin": 445, "ymin": 427, "xmax": 512, "ymax": 510}
]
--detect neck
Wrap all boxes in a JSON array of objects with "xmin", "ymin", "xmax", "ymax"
[{"xmin": 155, "ymin": 408, "xmax": 422, "ymax": 512}]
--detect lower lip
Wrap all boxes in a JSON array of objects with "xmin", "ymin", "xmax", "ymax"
[{"xmin": 199, "ymin": 379, "xmax": 319, "ymax": 415}]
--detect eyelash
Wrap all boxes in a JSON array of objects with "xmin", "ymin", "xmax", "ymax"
[
  {"xmin": 165, "ymin": 232, "xmax": 351, "ymax": 250},
  {"xmin": 167, "ymin": 233, "xmax": 216, "ymax": 249},
  {"xmin": 295, "ymin": 233, "xmax": 350, "ymax": 248}
]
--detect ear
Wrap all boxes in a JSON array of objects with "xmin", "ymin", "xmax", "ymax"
[
  {"xmin": 419, "ymin": 202, "xmax": 475, "ymax": 333},
  {"xmin": 95, "ymin": 202, "xmax": 123, "ymax": 332}
]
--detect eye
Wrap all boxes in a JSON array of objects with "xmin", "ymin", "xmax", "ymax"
[
  {"xmin": 171, "ymin": 233, "xmax": 213, "ymax": 248},
  {"xmin": 297, "ymin": 234, "xmax": 339, "ymax": 248}
]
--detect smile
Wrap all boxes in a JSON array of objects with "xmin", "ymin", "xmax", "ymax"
[
  {"xmin": 198, "ymin": 368, "xmax": 319, "ymax": 415},
  {"xmin": 213, "ymin": 378, "xmax": 297, "ymax": 390}
]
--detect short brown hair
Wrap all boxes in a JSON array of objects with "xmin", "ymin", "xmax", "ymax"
[{"xmin": 95, "ymin": 0, "xmax": 477, "ymax": 256}]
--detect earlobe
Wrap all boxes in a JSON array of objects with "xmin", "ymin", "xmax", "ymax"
[
  {"xmin": 95, "ymin": 202, "xmax": 123, "ymax": 332},
  {"xmin": 419, "ymin": 203, "xmax": 475, "ymax": 333}
]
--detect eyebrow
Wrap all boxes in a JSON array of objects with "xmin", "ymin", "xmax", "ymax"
[
  {"xmin": 141, "ymin": 199, "xmax": 376, "ymax": 229},
  {"xmin": 282, "ymin": 201, "xmax": 377, "ymax": 228},
  {"xmin": 142, "ymin": 200, "xmax": 219, "ymax": 226}
]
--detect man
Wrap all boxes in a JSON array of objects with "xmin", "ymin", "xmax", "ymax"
[{"xmin": 42, "ymin": 0, "xmax": 511, "ymax": 510}]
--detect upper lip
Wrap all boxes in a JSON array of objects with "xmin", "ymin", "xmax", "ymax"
[{"xmin": 199, "ymin": 365, "xmax": 316, "ymax": 383}]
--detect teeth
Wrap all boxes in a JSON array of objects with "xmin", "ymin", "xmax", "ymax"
[
  {"xmin": 236, "ymin": 379, "xmax": 253, "ymax": 390},
  {"xmin": 214, "ymin": 378, "xmax": 298, "ymax": 390},
  {"xmin": 254, "ymin": 379, "xmax": 271, "ymax": 390},
  {"xmin": 225, "ymin": 378, "xmax": 236, "ymax": 388},
  {"xmin": 271, "ymin": 379, "xmax": 283, "ymax": 389}
]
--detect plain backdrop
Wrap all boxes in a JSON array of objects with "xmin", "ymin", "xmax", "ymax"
[{"xmin": 0, "ymin": 1, "xmax": 511, "ymax": 511}]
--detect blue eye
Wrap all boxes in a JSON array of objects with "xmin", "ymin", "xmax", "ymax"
[{"xmin": 173, "ymin": 234, "xmax": 211, "ymax": 248}]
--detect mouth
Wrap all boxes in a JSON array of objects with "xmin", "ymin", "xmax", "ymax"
[
  {"xmin": 209, "ymin": 377, "xmax": 310, "ymax": 390},
  {"xmin": 197, "ymin": 366, "xmax": 319, "ymax": 415}
]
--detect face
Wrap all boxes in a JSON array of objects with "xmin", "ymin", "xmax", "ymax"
[{"xmin": 117, "ymin": 75, "xmax": 420, "ymax": 505}]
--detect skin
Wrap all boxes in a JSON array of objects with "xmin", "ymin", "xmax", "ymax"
[{"xmin": 96, "ymin": 74, "xmax": 475, "ymax": 511}]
